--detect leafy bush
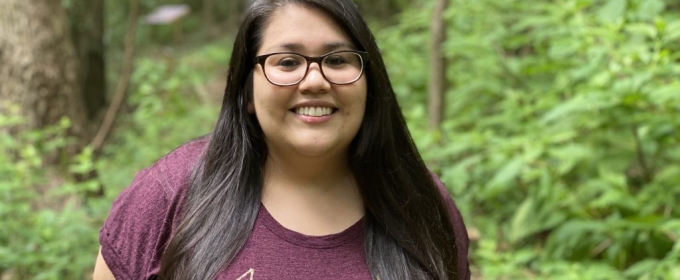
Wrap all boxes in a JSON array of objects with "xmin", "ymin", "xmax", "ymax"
[
  {"xmin": 0, "ymin": 40, "xmax": 224, "ymax": 279},
  {"xmin": 97, "ymin": 41, "xmax": 224, "ymax": 193},
  {"xmin": 378, "ymin": 0, "xmax": 680, "ymax": 278},
  {"xmin": 6, "ymin": 0, "xmax": 680, "ymax": 277},
  {"xmin": 0, "ymin": 112, "xmax": 102, "ymax": 279}
]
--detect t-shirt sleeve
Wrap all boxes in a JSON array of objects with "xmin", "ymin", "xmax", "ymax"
[
  {"xmin": 432, "ymin": 174, "xmax": 471, "ymax": 280},
  {"xmin": 99, "ymin": 167, "xmax": 182, "ymax": 280}
]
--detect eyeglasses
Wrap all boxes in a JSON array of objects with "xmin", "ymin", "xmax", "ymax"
[{"xmin": 254, "ymin": 50, "xmax": 369, "ymax": 86}]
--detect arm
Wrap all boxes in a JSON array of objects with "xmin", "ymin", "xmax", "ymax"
[
  {"xmin": 97, "ymin": 167, "xmax": 182, "ymax": 279},
  {"xmin": 96, "ymin": 140, "xmax": 203, "ymax": 278},
  {"xmin": 93, "ymin": 247, "xmax": 116, "ymax": 280}
]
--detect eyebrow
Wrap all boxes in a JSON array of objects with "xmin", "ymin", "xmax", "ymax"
[{"xmin": 267, "ymin": 42, "xmax": 356, "ymax": 53}]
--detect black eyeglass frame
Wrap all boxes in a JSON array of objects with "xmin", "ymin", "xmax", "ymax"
[{"xmin": 254, "ymin": 50, "xmax": 369, "ymax": 86}]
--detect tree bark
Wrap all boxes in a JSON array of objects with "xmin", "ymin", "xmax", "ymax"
[
  {"xmin": 203, "ymin": 0, "xmax": 218, "ymax": 38},
  {"xmin": 428, "ymin": 0, "xmax": 448, "ymax": 130},
  {"xmin": 68, "ymin": 0, "xmax": 107, "ymax": 121},
  {"xmin": 354, "ymin": 0, "xmax": 404, "ymax": 21},
  {"xmin": 216, "ymin": 0, "xmax": 249, "ymax": 30},
  {"xmin": 91, "ymin": 0, "xmax": 139, "ymax": 152},
  {"xmin": 0, "ymin": 0, "xmax": 88, "ymax": 155}
]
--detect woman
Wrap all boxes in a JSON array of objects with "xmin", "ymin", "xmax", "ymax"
[{"xmin": 94, "ymin": 0, "xmax": 469, "ymax": 279}]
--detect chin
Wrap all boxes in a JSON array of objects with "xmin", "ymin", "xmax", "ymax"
[{"xmin": 293, "ymin": 143, "xmax": 346, "ymax": 158}]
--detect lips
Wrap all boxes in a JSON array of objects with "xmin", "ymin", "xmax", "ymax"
[{"xmin": 294, "ymin": 107, "xmax": 334, "ymax": 117}]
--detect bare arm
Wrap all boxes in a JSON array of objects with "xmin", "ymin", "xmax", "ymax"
[{"xmin": 93, "ymin": 246, "xmax": 116, "ymax": 280}]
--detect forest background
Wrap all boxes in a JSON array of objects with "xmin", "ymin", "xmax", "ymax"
[{"xmin": 1, "ymin": 0, "xmax": 679, "ymax": 279}]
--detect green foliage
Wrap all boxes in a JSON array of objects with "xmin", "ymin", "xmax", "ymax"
[
  {"xmin": 8, "ymin": 0, "xmax": 680, "ymax": 278},
  {"xmin": 0, "ymin": 114, "xmax": 101, "ymax": 279},
  {"xmin": 1, "ymin": 39, "xmax": 225, "ymax": 278},
  {"xmin": 98, "ymin": 40, "xmax": 224, "ymax": 195},
  {"xmin": 378, "ymin": 0, "xmax": 680, "ymax": 278}
]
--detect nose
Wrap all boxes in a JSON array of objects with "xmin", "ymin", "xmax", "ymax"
[{"xmin": 298, "ymin": 62, "xmax": 330, "ymax": 93}]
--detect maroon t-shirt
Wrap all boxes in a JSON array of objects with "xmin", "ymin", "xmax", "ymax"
[{"xmin": 99, "ymin": 139, "xmax": 470, "ymax": 279}]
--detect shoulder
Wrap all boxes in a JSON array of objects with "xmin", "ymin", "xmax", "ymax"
[
  {"xmin": 117, "ymin": 137, "xmax": 208, "ymax": 204},
  {"xmin": 430, "ymin": 173, "xmax": 471, "ymax": 279},
  {"xmin": 430, "ymin": 173, "xmax": 466, "ymax": 229},
  {"xmin": 149, "ymin": 136, "xmax": 209, "ymax": 194},
  {"xmin": 99, "ymin": 137, "xmax": 209, "ymax": 279}
]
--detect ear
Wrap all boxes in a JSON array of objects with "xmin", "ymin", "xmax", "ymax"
[{"xmin": 247, "ymin": 103, "xmax": 255, "ymax": 114}]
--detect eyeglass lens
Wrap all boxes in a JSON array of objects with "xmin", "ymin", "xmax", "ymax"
[{"xmin": 263, "ymin": 52, "xmax": 363, "ymax": 85}]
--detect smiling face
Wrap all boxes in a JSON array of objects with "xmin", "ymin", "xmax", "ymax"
[{"xmin": 252, "ymin": 4, "xmax": 367, "ymax": 160}]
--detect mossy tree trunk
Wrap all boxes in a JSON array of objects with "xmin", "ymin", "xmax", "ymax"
[
  {"xmin": 215, "ymin": 0, "xmax": 249, "ymax": 31},
  {"xmin": 0, "ymin": 0, "xmax": 89, "ymax": 157},
  {"xmin": 67, "ymin": 0, "xmax": 107, "ymax": 122},
  {"xmin": 428, "ymin": 0, "xmax": 448, "ymax": 130},
  {"xmin": 354, "ymin": 0, "xmax": 407, "ymax": 21}
]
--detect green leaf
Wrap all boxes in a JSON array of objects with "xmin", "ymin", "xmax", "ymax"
[
  {"xmin": 598, "ymin": 0, "xmax": 627, "ymax": 23},
  {"xmin": 648, "ymin": 82, "xmax": 680, "ymax": 105},
  {"xmin": 636, "ymin": 0, "xmax": 665, "ymax": 20},
  {"xmin": 540, "ymin": 92, "xmax": 611, "ymax": 124},
  {"xmin": 624, "ymin": 259, "xmax": 661, "ymax": 277},
  {"xmin": 548, "ymin": 144, "xmax": 593, "ymax": 175},
  {"xmin": 548, "ymin": 38, "xmax": 583, "ymax": 59},
  {"xmin": 509, "ymin": 197, "xmax": 535, "ymax": 243},
  {"xmin": 486, "ymin": 156, "xmax": 524, "ymax": 196},
  {"xmin": 662, "ymin": 20, "xmax": 680, "ymax": 42},
  {"xmin": 624, "ymin": 23, "xmax": 657, "ymax": 39},
  {"xmin": 654, "ymin": 166, "xmax": 680, "ymax": 184}
]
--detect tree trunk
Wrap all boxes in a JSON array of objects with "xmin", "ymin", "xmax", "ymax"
[
  {"xmin": 354, "ymin": 0, "xmax": 404, "ymax": 21},
  {"xmin": 428, "ymin": 0, "xmax": 448, "ymax": 130},
  {"xmin": 0, "ymin": 0, "xmax": 89, "ymax": 156},
  {"xmin": 216, "ymin": 0, "xmax": 249, "ymax": 31},
  {"xmin": 68, "ymin": 0, "xmax": 107, "ymax": 122},
  {"xmin": 203, "ymin": 0, "xmax": 218, "ymax": 38}
]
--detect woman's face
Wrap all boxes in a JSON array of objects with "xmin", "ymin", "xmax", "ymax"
[{"xmin": 252, "ymin": 4, "xmax": 367, "ymax": 159}]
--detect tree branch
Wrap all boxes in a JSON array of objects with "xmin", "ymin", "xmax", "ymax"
[
  {"xmin": 631, "ymin": 125, "xmax": 652, "ymax": 184},
  {"xmin": 90, "ymin": 0, "xmax": 139, "ymax": 152}
]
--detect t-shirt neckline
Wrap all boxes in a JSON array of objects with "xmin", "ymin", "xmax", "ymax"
[{"xmin": 259, "ymin": 204, "xmax": 365, "ymax": 249}]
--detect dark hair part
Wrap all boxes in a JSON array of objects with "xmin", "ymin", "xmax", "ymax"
[{"xmin": 158, "ymin": 0, "xmax": 460, "ymax": 279}]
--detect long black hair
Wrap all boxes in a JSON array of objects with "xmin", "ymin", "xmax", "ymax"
[{"xmin": 158, "ymin": 0, "xmax": 460, "ymax": 279}]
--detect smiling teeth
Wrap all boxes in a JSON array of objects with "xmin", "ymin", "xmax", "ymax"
[{"xmin": 295, "ymin": 107, "xmax": 333, "ymax": 117}]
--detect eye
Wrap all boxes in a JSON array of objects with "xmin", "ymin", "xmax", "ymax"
[
  {"xmin": 275, "ymin": 56, "xmax": 303, "ymax": 68},
  {"xmin": 324, "ymin": 55, "xmax": 348, "ymax": 66},
  {"xmin": 279, "ymin": 58, "xmax": 300, "ymax": 67}
]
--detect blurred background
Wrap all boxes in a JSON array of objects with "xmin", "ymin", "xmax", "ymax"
[{"xmin": 1, "ymin": 0, "xmax": 679, "ymax": 279}]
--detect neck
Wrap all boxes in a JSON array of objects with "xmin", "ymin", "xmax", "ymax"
[
  {"xmin": 261, "ymin": 148, "xmax": 364, "ymax": 235},
  {"xmin": 265, "ymin": 147, "xmax": 353, "ymax": 184}
]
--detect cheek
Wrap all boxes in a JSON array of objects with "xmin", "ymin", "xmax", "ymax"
[
  {"xmin": 342, "ymin": 83, "xmax": 368, "ymax": 134},
  {"xmin": 251, "ymin": 77, "xmax": 291, "ymax": 123},
  {"xmin": 251, "ymin": 75, "xmax": 272, "ymax": 112},
  {"xmin": 355, "ymin": 82, "xmax": 368, "ymax": 118}
]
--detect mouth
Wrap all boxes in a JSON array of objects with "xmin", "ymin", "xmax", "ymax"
[{"xmin": 292, "ymin": 106, "xmax": 336, "ymax": 117}]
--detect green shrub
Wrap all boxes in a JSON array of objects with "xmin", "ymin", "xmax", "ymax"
[
  {"xmin": 0, "ymin": 39, "xmax": 225, "ymax": 279},
  {"xmin": 97, "ymin": 42, "xmax": 223, "ymax": 194},
  {"xmin": 0, "ymin": 114, "xmax": 101, "ymax": 279},
  {"xmin": 378, "ymin": 0, "xmax": 680, "ymax": 278}
]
